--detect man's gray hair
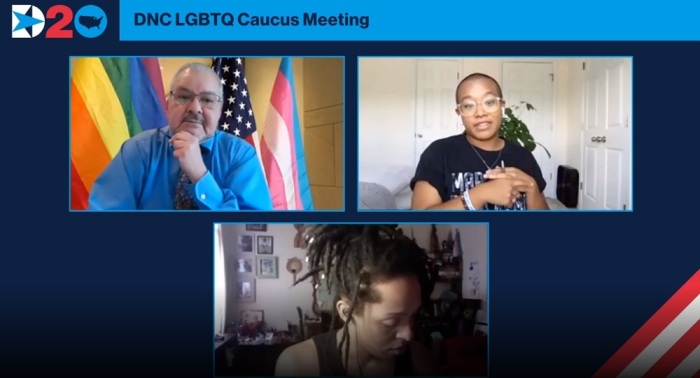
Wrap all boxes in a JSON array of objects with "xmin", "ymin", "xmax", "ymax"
[{"xmin": 169, "ymin": 62, "xmax": 223, "ymax": 96}]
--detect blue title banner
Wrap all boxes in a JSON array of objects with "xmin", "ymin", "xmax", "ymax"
[{"xmin": 119, "ymin": 0, "xmax": 700, "ymax": 41}]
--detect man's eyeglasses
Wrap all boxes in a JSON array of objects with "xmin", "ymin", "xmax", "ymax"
[
  {"xmin": 170, "ymin": 90, "xmax": 222, "ymax": 109},
  {"xmin": 457, "ymin": 97, "xmax": 502, "ymax": 117}
]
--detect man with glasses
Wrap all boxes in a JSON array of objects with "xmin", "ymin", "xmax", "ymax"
[
  {"xmin": 88, "ymin": 62, "xmax": 272, "ymax": 210},
  {"xmin": 410, "ymin": 73, "xmax": 549, "ymax": 211}
]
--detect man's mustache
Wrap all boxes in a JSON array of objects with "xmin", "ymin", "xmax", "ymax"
[{"xmin": 181, "ymin": 114, "xmax": 204, "ymax": 124}]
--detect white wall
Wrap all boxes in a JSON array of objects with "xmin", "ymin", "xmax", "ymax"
[
  {"xmin": 214, "ymin": 224, "xmax": 227, "ymax": 334},
  {"xmin": 564, "ymin": 58, "xmax": 586, "ymax": 176},
  {"xmin": 358, "ymin": 57, "xmax": 598, "ymax": 186},
  {"xmin": 358, "ymin": 58, "xmax": 417, "ymax": 167},
  {"xmin": 221, "ymin": 224, "xmax": 314, "ymax": 331}
]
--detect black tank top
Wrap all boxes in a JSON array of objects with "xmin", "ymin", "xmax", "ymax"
[{"xmin": 311, "ymin": 331, "xmax": 414, "ymax": 376}]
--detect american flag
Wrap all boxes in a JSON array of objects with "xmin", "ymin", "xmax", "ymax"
[
  {"xmin": 211, "ymin": 57, "xmax": 266, "ymax": 179},
  {"xmin": 594, "ymin": 269, "xmax": 700, "ymax": 377}
]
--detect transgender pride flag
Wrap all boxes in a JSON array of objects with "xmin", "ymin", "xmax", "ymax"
[{"xmin": 260, "ymin": 57, "xmax": 314, "ymax": 210}]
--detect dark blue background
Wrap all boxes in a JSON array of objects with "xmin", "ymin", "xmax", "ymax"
[{"xmin": 5, "ymin": 1, "xmax": 700, "ymax": 377}]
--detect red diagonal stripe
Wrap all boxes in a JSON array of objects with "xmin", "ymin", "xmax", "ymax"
[
  {"xmin": 593, "ymin": 269, "xmax": 700, "ymax": 378},
  {"xmin": 643, "ymin": 319, "xmax": 700, "ymax": 378}
]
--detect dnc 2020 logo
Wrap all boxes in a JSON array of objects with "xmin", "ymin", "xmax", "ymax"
[{"xmin": 11, "ymin": 4, "xmax": 107, "ymax": 39}]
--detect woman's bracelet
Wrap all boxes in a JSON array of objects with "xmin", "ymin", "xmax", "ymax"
[{"xmin": 461, "ymin": 190, "xmax": 476, "ymax": 210}]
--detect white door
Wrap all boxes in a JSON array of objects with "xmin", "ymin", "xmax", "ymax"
[
  {"xmin": 502, "ymin": 62, "xmax": 556, "ymax": 199},
  {"xmin": 414, "ymin": 59, "xmax": 462, "ymax": 166},
  {"xmin": 581, "ymin": 58, "xmax": 632, "ymax": 210}
]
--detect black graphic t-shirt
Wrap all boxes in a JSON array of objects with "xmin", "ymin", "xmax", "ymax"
[{"xmin": 410, "ymin": 135, "xmax": 546, "ymax": 210}]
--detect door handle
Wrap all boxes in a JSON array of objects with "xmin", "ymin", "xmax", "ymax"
[{"xmin": 416, "ymin": 133, "xmax": 423, "ymax": 138}]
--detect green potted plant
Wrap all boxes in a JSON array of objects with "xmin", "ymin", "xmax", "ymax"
[{"xmin": 500, "ymin": 101, "xmax": 551, "ymax": 158}]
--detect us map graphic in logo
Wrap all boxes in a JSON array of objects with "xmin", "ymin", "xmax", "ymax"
[
  {"xmin": 74, "ymin": 5, "xmax": 107, "ymax": 38},
  {"xmin": 11, "ymin": 4, "xmax": 107, "ymax": 38},
  {"xmin": 11, "ymin": 5, "xmax": 44, "ymax": 38}
]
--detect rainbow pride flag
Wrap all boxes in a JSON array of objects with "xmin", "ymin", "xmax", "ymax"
[{"xmin": 70, "ymin": 57, "xmax": 167, "ymax": 210}]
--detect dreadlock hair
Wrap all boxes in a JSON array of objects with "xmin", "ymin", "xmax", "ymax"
[{"xmin": 293, "ymin": 224, "xmax": 434, "ymax": 371}]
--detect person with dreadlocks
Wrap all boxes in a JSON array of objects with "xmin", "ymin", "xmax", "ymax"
[{"xmin": 274, "ymin": 225, "xmax": 439, "ymax": 376}]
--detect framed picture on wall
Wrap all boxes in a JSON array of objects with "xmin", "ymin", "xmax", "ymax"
[
  {"xmin": 236, "ymin": 278, "xmax": 255, "ymax": 303},
  {"xmin": 238, "ymin": 235, "xmax": 253, "ymax": 253},
  {"xmin": 236, "ymin": 257, "xmax": 254, "ymax": 274},
  {"xmin": 257, "ymin": 235, "xmax": 273, "ymax": 255},
  {"xmin": 246, "ymin": 224, "xmax": 267, "ymax": 232},
  {"xmin": 256, "ymin": 256, "xmax": 278, "ymax": 278},
  {"xmin": 241, "ymin": 310, "xmax": 264, "ymax": 324}
]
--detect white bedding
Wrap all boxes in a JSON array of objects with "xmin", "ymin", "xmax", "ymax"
[{"xmin": 359, "ymin": 164, "xmax": 415, "ymax": 210}]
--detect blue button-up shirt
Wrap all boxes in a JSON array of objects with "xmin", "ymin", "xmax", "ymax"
[{"xmin": 88, "ymin": 127, "xmax": 273, "ymax": 211}]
